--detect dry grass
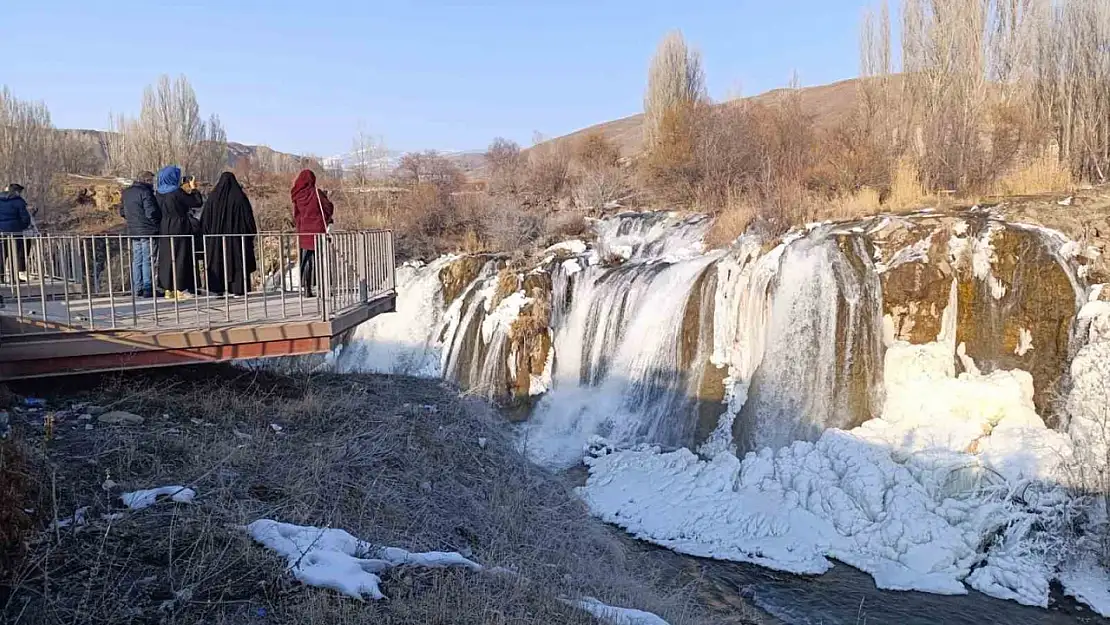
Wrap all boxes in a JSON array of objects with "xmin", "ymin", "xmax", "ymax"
[
  {"xmin": 885, "ymin": 158, "xmax": 929, "ymax": 211},
  {"xmin": 705, "ymin": 197, "xmax": 756, "ymax": 249},
  {"xmin": 1, "ymin": 368, "xmax": 748, "ymax": 625},
  {"xmin": 993, "ymin": 154, "xmax": 1076, "ymax": 197},
  {"xmin": 821, "ymin": 186, "xmax": 884, "ymax": 221}
]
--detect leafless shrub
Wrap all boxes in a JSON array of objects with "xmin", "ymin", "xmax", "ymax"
[
  {"xmin": 479, "ymin": 199, "xmax": 549, "ymax": 252},
  {"xmin": 523, "ymin": 136, "xmax": 571, "ymax": 204},
  {"xmin": 105, "ymin": 75, "xmax": 228, "ymax": 183},
  {"xmin": 570, "ymin": 132, "xmax": 634, "ymax": 214},
  {"xmin": 485, "ymin": 137, "xmax": 525, "ymax": 195}
]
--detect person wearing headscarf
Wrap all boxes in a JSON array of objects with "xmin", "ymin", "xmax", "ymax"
[
  {"xmin": 290, "ymin": 169, "xmax": 334, "ymax": 298},
  {"xmin": 155, "ymin": 165, "xmax": 203, "ymax": 300},
  {"xmin": 201, "ymin": 172, "xmax": 257, "ymax": 296}
]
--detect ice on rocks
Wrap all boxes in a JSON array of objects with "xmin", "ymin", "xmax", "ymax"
[
  {"xmin": 246, "ymin": 520, "xmax": 480, "ymax": 601},
  {"xmin": 580, "ymin": 339, "xmax": 1075, "ymax": 602},
  {"xmin": 545, "ymin": 240, "xmax": 588, "ymax": 256},
  {"xmin": 121, "ymin": 486, "xmax": 196, "ymax": 510}
]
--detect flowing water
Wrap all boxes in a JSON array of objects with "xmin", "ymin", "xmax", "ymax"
[{"xmin": 335, "ymin": 210, "xmax": 1109, "ymax": 624}]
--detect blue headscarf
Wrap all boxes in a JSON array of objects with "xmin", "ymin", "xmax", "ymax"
[{"xmin": 156, "ymin": 165, "xmax": 181, "ymax": 195}]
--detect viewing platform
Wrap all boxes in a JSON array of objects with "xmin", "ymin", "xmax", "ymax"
[{"xmin": 0, "ymin": 231, "xmax": 395, "ymax": 379}]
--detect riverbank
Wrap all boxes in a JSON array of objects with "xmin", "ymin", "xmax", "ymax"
[{"xmin": 0, "ymin": 366, "xmax": 761, "ymax": 625}]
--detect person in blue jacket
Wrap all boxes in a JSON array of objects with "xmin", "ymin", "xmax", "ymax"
[{"xmin": 0, "ymin": 183, "xmax": 31, "ymax": 285}]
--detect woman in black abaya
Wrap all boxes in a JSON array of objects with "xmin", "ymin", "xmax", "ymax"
[{"xmin": 201, "ymin": 172, "xmax": 258, "ymax": 296}]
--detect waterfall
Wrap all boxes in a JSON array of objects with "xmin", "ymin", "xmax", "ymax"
[
  {"xmin": 336, "ymin": 210, "xmax": 1084, "ymax": 472},
  {"xmin": 731, "ymin": 229, "xmax": 884, "ymax": 451},
  {"xmin": 521, "ymin": 252, "xmax": 721, "ymax": 466},
  {"xmin": 332, "ymin": 208, "xmax": 1110, "ymax": 613}
]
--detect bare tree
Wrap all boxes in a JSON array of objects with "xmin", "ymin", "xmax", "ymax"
[
  {"xmin": 1034, "ymin": 0, "xmax": 1110, "ymax": 182},
  {"xmin": 395, "ymin": 151, "xmax": 464, "ymax": 193},
  {"xmin": 643, "ymin": 30, "xmax": 707, "ymax": 150},
  {"xmin": 0, "ymin": 88, "xmax": 56, "ymax": 209},
  {"xmin": 486, "ymin": 137, "xmax": 525, "ymax": 195},
  {"xmin": 349, "ymin": 129, "xmax": 388, "ymax": 187},
  {"xmin": 0, "ymin": 87, "xmax": 98, "ymax": 218},
  {"xmin": 106, "ymin": 75, "xmax": 228, "ymax": 182}
]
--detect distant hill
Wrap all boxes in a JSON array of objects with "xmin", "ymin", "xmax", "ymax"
[
  {"xmin": 56, "ymin": 78, "xmax": 863, "ymax": 183},
  {"xmin": 55, "ymin": 129, "xmax": 307, "ymax": 178},
  {"xmin": 537, "ymin": 77, "xmax": 864, "ymax": 158},
  {"xmin": 323, "ymin": 148, "xmax": 488, "ymax": 180}
]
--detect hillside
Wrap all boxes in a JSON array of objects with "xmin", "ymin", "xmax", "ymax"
[
  {"xmin": 57, "ymin": 129, "xmax": 305, "ymax": 176},
  {"xmin": 0, "ymin": 366, "xmax": 756, "ymax": 625},
  {"xmin": 540, "ymin": 77, "xmax": 862, "ymax": 158}
]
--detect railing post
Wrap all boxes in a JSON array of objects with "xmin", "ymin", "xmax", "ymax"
[
  {"xmin": 319, "ymin": 233, "xmax": 329, "ymax": 322},
  {"xmin": 386, "ymin": 230, "xmax": 396, "ymax": 291}
]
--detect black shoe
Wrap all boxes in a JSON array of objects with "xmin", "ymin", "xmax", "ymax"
[
  {"xmin": 137, "ymin": 289, "xmax": 154, "ymax": 298},
  {"xmin": 301, "ymin": 289, "xmax": 315, "ymax": 298}
]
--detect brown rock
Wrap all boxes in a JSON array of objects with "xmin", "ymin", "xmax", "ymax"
[
  {"xmin": 438, "ymin": 256, "xmax": 487, "ymax": 307},
  {"xmin": 954, "ymin": 223, "xmax": 1079, "ymax": 414}
]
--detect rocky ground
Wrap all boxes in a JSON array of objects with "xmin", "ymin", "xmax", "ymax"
[{"xmin": 0, "ymin": 366, "xmax": 762, "ymax": 625}]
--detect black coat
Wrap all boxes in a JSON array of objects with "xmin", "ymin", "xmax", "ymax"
[
  {"xmin": 201, "ymin": 172, "xmax": 257, "ymax": 295},
  {"xmin": 156, "ymin": 189, "xmax": 203, "ymax": 293},
  {"xmin": 0, "ymin": 192, "xmax": 31, "ymax": 233},
  {"xmin": 120, "ymin": 182, "xmax": 161, "ymax": 236}
]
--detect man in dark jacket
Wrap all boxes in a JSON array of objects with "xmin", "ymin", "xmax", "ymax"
[
  {"xmin": 119, "ymin": 171, "xmax": 160, "ymax": 297},
  {"xmin": 0, "ymin": 183, "xmax": 32, "ymax": 285}
]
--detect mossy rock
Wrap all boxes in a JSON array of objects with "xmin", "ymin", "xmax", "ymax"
[
  {"xmin": 954, "ymin": 224, "xmax": 1079, "ymax": 414},
  {"xmin": 438, "ymin": 256, "xmax": 487, "ymax": 307}
]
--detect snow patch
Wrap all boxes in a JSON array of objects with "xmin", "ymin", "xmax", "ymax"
[
  {"xmin": 1014, "ymin": 328, "xmax": 1034, "ymax": 356},
  {"xmin": 568, "ymin": 597, "xmax": 671, "ymax": 625},
  {"xmin": 121, "ymin": 486, "xmax": 196, "ymax": 510},
  {"xmin": 246, "ymin": 520, "xmax": 480, "ymax": 600},
  {"xmin": 562, "ymin": 258, "xmax": 583, "ymax": 276},
  {"xmin": 1059, "ymin": 556, "xmax": 1110, "ymax": 617},
  {"xmin": 546, "ymin": 240, "xmax": 588, "ymax": 256}
]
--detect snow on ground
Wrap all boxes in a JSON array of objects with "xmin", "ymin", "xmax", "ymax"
[
  {"xmin": 121, "ymin": 486, "xmax": 196, "ymax": 510},
  {"xmin": 567, "ymin": 597, "xmax": 671, "ymax": 625},
  {"xmin": 246, "ymin": 520, "xmax": 480, "ymax": 600},
  {"xmin": 1059, "ymin": 555, "xmax": 1110, "ymax": 617},
  {"xmin": 579, "ymin": 339, "xmax": 1077, "ymax": 605}
]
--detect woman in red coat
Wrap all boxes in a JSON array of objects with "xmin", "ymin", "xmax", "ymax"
[{"xmin": 291, "ymin": 169, "xmax": 334, "ymax": 297}]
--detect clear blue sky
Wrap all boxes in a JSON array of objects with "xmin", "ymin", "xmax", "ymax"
[{"xmin": 1, "ymin": 0, "xmax": 868, "ymax": 157}]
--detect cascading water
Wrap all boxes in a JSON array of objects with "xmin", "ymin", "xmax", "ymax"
[
  {"xmin": 521, "ymin": 250, "xmax": 721, "ymax": 466},
  {"xmin": 731, "ymin": 228, "xmax": 884, "ymax": 451}
]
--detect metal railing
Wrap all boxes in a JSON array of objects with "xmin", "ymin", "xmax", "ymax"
[{"xmin": 0, "ymin": 230, "xmax": 395, "ymax": 337}]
